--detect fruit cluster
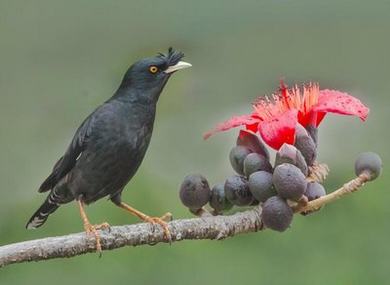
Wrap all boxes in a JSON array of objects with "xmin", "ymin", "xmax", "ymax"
[{"xmin": 179, "ymin": 128, "xmax": 382, "ymax": 232}]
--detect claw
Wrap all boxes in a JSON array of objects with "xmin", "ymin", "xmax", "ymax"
[
  {"xmin": 116, "ymin": 202, "xmax": 173, "ymax": 244},
  {"xmin": 95, "ymin": 222, "xmax": 111, "ymax": 231},
  {"xmin": 83, "ymin": 222, "xmax": 110, "ymax": 256},
  {"xmin": 145, "ymin": 216, "xmax": 172, "ymax": 244},
  {"xmin": 84, "ymin": 224, "xmax": 102, "ymax": 255},
  {"xmin": 160, "ymin": 212, "xmax": 173, "ymax": 222}
]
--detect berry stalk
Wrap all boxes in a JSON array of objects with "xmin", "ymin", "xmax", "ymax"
[{"xmin": 296, "ymin": 172, "xmax": 370, "ymax": 214}]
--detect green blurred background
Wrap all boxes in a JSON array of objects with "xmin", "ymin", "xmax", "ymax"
[{"xmin": 1, "ymin": 0, "xmax": 389, "ymax": 283}]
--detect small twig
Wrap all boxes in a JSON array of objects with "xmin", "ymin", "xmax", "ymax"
[
  {"xmin": 296, "ymin": 172, "xmax": 370, "ymax": 213},
  {"xmin": 289, "ymin": 195, "xmax": 308, "ymax": 212}
]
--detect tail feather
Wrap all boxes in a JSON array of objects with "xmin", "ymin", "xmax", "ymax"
[
  {"xmin": 28, "ymin": 180, "xmax": 74, "ymax": 229},
  {"xmin": 39, "ymin": 156, "xmax": 65, "ymax": 192},
  {"xmin": 26, "ymin": 198, "xmax": 59, "ymax": 229},
  {"xmin": 39, "ymin": 173, "xmax": 58, "ymax": 193}
]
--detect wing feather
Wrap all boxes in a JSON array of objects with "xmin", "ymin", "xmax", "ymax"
[{"xmin": 39, "ymin": 114, "xmax": 95, "ymax": 192}]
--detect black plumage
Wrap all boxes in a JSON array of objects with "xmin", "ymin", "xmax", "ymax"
[{"xmin": 26, "ymin": 48, "xmax": 191, "ymax": 240}]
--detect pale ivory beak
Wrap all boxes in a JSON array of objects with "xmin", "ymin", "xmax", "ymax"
[{"xmin": 164, "ymin": 61, "xmax": 192, "ymax": 74}]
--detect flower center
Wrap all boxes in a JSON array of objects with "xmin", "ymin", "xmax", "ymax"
[{"xmin": 252, "ymin": 81, "xmax": 320, "ymax": 121}]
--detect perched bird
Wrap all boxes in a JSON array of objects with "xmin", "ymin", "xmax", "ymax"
[{"xmin": 26, "ymin": 48, "xmax": 191, "ymax": 252}]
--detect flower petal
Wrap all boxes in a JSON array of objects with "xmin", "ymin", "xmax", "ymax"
[
  {"xmin": 203, "ymin": 114, "xmax": 260, "ymax": 139},
  {"xmin": 297, "ymin": 110, "xmax": 313, "ymax": 127},
  {"xmin": 246, "ymin": 122, "xmax": 259, "ymax": 133},
  {"xmin": 315, "ymin": 111, "xmax": 326, "ymax": 126},
  {"xmin": 314, "ymin": 90, "xmax": 369, "ymax": 123},
  {"xmin": 258, "ymin": 109, "xmax": 298, "ymax": 150}
]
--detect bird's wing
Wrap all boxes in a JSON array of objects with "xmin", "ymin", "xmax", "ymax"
[{"xmin": 39, "ymin": 113, "xmax": 96, "ymax": 192}]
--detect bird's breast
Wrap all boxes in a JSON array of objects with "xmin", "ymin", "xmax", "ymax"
[
  {"xmin": 83, "ymin": 101, "xmax": 155, "ymax": 167},
  {"xmin": 69, "ymin": 102, "xmax": 156, "ymax": 201}
]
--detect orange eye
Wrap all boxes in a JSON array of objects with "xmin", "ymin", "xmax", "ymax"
[{"xmin": 149, "ymin": 66, "xmax": 158, "ymax": 74}]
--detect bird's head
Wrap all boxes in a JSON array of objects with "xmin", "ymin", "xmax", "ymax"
[{"xmin": 118, "ymin": 48, "xmax": 191, "ymax": 102}]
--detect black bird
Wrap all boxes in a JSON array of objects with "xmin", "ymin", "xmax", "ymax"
[{"xmin": 26, "ymin": 48, "xmax": 191, "ymax": 252}]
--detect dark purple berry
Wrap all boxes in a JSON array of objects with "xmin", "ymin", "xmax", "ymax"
[
  {"xmin": 305, "ymin": 182, "xmax": 326, "ymax": 201},
  {"xmin": 237, "ymin": 130, "xmax": 269, "ymax": 160},
  {"xmin": 355, "ymin": 152, "xmax": 382, "ymax": 181},
  {"xmin": 224, "ymin": 175, "xmax": 254, "ymax": 206},
  {"xmin": 273, "ymin": 163, "xmax": 307, "ymax": 201},
  {"xmin": 275, "ymin": 143, "xmax": 308, "ymax": 176},
  {"xmin": 179, "ymin": 174, "xmax": 210, "ymax": 210},
  {"xmin": 243, "ymin": 153, "xmax": 272, "ymax": 177},
  {"xmin": 248, "ymin": 171, "xmax": 276, "ymax": 202},
  {"xmin": 294, "ymin": 124, "xmax": 317, "ymax": 166},
  {"xmin": 209, "ymin": 183, "xmax": 233, "ymax": 213},
  {"xmin": 229, "ymin": 146, "xmax": 251, "ymax": 175},
  {"xmin": 262, "ymin": 196, "xmax": 293, "ymax": 232}
]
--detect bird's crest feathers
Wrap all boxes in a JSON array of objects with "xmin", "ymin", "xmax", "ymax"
[{"xmin": 157, "ymin": 47, "xmax": 184, "ymax": 66}]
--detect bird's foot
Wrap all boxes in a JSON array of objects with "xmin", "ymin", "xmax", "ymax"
[
  {"xmin": 159, "ymin": 212, "xmax": 173, "ymax": 222},
  {"xmin": 116, "ymin": 202, "xmax": 172, "ymax": 243},
  {"xmin": 95, "ymin": 222, "xmax": 111, "ymax": 231},
  {"xmin": 143, "ymin": 213, "xmax": 172, "ymax": 243},
  {"xmin": 83, "ymin": 221, "xmax": 110, "ymax": 256}
]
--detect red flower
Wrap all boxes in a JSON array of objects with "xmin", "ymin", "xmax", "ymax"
[{"xmin": 204, "ymin": 81, "xmax": 369, "ymax": 150}]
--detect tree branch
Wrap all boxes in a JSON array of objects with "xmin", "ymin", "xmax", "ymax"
[{"xmin": 0, "ymin": 173, "xmax": 371, "ymax": 268}]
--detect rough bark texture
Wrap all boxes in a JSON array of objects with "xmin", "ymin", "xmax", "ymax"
[
  {"xmin": 0, "ymin": 206, "xmax": 263, "ymax": 268},
  {"xmin": 0, "ymin": 173, "xmax": 372, "ymax": 268}
]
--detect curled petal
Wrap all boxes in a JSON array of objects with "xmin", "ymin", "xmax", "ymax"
[
  {"xmin": 258, "ymin": 109, "xmax": 298, "ymax": 150},
  {"xmin": 314, "ymin": 90, "xmax": 369, "ymax": 124},
  {"xmin": 203, "ymin": 114, "xmax": 260, "ymax": 139}
]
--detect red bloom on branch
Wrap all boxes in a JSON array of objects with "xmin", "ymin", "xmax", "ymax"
[{"xmin": 204, "ymin": 81, "xmax": 369, "ymax": 150}]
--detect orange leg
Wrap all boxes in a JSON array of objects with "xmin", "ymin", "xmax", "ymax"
[
  {"xmin": 77, "ymin": 200, "xmax": 110, "ymax": 255},
  {"xmin": 117, "ymin": 202, "xmax": 172, "ymax": 241}
]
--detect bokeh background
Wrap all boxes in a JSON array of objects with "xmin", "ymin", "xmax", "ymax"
[{"xmin": 1, "ymin": 0, "xmax": 389, "ymax": 284}]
